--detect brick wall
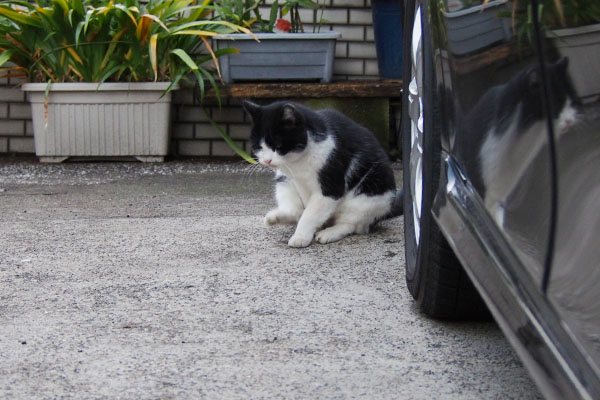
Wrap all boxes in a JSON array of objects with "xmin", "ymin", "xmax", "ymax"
[
  {"xmin": 0, "ymin": 76, "xmax": 35, "ymax": 155},
  {"xmin": 172, "ymin": 95, "xmax": 252, "ymax": 158},
  {"xmin": 0, "ymin": 1, "xmax": 387, "ymax": 158}
]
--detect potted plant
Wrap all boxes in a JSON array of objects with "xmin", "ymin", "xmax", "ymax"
[
  {"xmin": 0, "ymin": 0, "xmax": 252, "ymax": 162},
  {"xmin": 212, "ymin": 0, "xmax": 339, "ymax": 83}
]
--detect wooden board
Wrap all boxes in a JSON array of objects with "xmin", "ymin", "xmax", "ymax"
[{"xmin": 204, "ymin": 80, "xmax": 403, "ymax": 99}]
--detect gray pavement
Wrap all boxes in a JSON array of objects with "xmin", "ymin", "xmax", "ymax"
[{"xmin": 0, "ymin": 158, "xmax": 542, "ymax": 399}]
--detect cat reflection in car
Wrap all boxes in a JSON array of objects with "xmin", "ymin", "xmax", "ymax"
[{"xmin": 457, "ymin": 57, "xmax": 578, "ymax": 226}]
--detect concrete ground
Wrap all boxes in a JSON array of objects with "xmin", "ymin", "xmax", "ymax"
[{"xmin": 0, "ymin": 158, "xmax": 542, "ymax": 399}]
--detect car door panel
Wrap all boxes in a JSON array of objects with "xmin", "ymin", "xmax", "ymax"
[
  {"xmin": 436, "ymin": 0, "xmax": 552, "ymax": 286},
  {"xmin": 417, "ymin": 0, "xmax": 600, "ymax": 395},
  {"xmin": 544, "ymin": 34, "xmax": 600, "ymax": 377}
]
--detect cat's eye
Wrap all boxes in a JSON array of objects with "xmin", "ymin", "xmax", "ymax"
[{"xmin": 270, "ymin": 137, "xmax": 283, "ymax": 150}]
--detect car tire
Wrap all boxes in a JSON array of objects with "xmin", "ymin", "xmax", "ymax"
[{"xmin": 402, "ymin": 0, "xmax": 489, "ymax": 319}]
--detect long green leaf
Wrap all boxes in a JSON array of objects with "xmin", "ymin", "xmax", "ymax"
[
  {"xmin": 0, "ymin": 50, "xmax": 14, "ymax": 67},
  {"xmin": 98, "ymin": 63, "xmax": 124, "ymax": 84},
  {"xmin": 52, "ymin": 0, "xmax": 69, "ymax": 12},
  {"xmin": 207, "ymin": 111, "xmax": 256, "ymax": 164},
  {"xmin": 268, "ymin": 0, "xmax": 278, "ymax": 29},
  {"xmin": 169, "ymin": 20, "xmax": 255, "ymax": 36},
  {"xmin": 114, "ymin": 4, "xmax": 139, "ymax": 27},
  {"xmin": 74, "ymin": 21, "xmax": 85, "ymax": 48},
  {"xmin": 0, "ymin": 6, "xmax": 41, "ymax": 26},
  {"xmin": 194, "ymin": 46, "xmax": 239, "ymax": 65},
  {"xmin": 149, "ymin": 33, "xmax": 158, "ymax": 81},
  {"xmin": 170, "ymin": 48, "xmax": 198, "ymax": 70},
  {"xmin": 171, "ymin": 29, "xmax": 221, "ymax": 37},
  {"xmin": 199, "ymin": 66, "xmax": 219, "ymax": 105}
]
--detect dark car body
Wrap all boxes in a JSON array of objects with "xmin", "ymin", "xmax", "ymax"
[{"xmin": 400, "ymin": 0, "xmax": 600, "ymax": 398}]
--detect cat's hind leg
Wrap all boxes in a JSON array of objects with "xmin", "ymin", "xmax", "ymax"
[
  {"xmin": 264, "ymin": 178, "xmax": 304, "ymax": 226},
  {"xmin": 315, "ymin": 192, "xmax": 395, "ymax": 244}
]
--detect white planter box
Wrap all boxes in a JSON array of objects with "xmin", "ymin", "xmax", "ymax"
[
  {"xmin": 214, "ymin": 32, "xmax": 340, "ymax": 83},
  {"xmin": 550, "ymin": 23, "xmax": 600, "ymax": 102},
  {"xmin": 22, "ymin": 82, "xmax": 177, "ymax": 163}
]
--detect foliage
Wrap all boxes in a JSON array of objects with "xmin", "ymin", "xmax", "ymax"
[
  {"xmin": 0, "ymin": 0, "xmax": 258, "ymax": 163},
  {"xmin": 213, "ymin": 0, "xmax": 325, "ymax": 33},
  {"xmin": 496, "ymin": 0, "xmax": 600, "ymax": 41},
  {"xmin": 539, "ymin": 0, "xmax": 600, "ymax": 29},
  {"xmin": 0, "ymin": 0, "xmax": 254, "ymax": 95}
]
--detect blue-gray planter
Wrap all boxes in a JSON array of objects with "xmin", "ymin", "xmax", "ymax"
[
  {"xmin": 214, "ymin": 32, "xmax": 340, "ymax": 83},
  {"xmin": 443, "ymin": 0, "xmax": 511, "ymax": 56}
]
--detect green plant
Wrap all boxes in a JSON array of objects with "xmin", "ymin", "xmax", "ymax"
[
  {"xmin": 495, "ymin": 0, "xmax": 600, "ymax": 42},
  {"xmin": 213, "ymin": 0, "xmax": 325, "ymax": 33},
  {"xmin": 539, "ymin": 0, "xmax": 600, "ymax": 29},
  {"xmin": 211, "ymin": 0, "xmax": 271, "ymax": 30},
  {"xmin": 0, "ymin": 0, "xmax": 253, "ymax": 94},
  {"xmin": 0, "ymin": 0, "xmax": 258, "ymax": 163}
]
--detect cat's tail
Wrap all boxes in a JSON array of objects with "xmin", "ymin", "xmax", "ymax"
[
  {"xmin": 370, "ymin": 190, "xmax": 404, "ymax": 230},
  {"xmin": 388, "ymin": 189, "xmax": 404, "ymax": 218}
]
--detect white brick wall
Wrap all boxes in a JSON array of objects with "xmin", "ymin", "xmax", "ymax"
[
  {"xmin": 9, "ymin": 103, "xmax": 32, "ymax": 120},
  {"xmin": 321, "ymin": 8, "xmax": 348, "ymax": 24},
  {"xmin": 228, "ymin": 124, "xmax": 251, "ymax": 140},
  {"xmin": 348, "ymin": 42, "xmax": 377, "ymax": 58},
  {"xmin": 332, "ymin": 0, "xmax": 366, "ymax": 7},
  {"xmin": 332, "ymin": 25, "xmax": 364, "ymax": 41},
  {"xmin": 8, "ymin": 137, "xmax": 34, "ymax": 153},
  {"xmin": 177, "ymin": 140, "xmax": 210, "ymax": 157},
  {"xmin": 0, "ymin": 104, "xmax": 8, "ymax": 119},
  {"xmin": 349, "ymin": 9, "xmax": 372, "ymax": 24},
  {"xmin": 334, "ymin": 59, "xmax": 364, "ymax": 76},
  {"xmin": 0, "ymin": 120, "xmax": 24, "ymax": 135},
  {"xmin": 172, "ymin": 123, "xmax": 194, "ymax": 139}
]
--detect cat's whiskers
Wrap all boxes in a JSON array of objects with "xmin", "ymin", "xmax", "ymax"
[
  {"xmin": 229, "ymin": 158, "xmax": 259, "ymax": 185},
  {"xmin": 241, "ymin": 161, "xmax": 267, "ymax": 184}
]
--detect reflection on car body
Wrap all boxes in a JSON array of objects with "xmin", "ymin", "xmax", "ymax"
[{"xmin": 401, "ymin": 0, "xmax": 600, "ymax": 398}]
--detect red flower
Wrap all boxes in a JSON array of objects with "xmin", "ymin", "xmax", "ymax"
[{"xmin": 275, "ymin": 18, "xmax": 292, "ymax": 33}]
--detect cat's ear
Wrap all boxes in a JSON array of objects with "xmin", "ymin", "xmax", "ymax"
[
  {"xmin": 243, "ymin": 100, "xmax": 261, "ymax": 122},
  {"xmin": 527, "ymin": 68, "xmax": 541, "ymax": 89},
  {"xmin": 281, "ymin": 103, "xmax": 300, "ymax": 126}
]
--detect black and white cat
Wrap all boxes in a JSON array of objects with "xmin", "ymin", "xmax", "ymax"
[{"xmin": 243, "ymin": 100, "xmax": 403, "ymax": 248}]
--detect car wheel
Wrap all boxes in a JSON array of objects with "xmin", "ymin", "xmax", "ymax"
[{"xmin": 402, "ymin": 0, "xmax": 489, "ymax": 319}]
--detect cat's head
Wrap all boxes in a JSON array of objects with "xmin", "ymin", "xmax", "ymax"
[
  {"xmin": 518, "ymin": 57, "xmax": 578, "ymax": 133},
  {"xmin": 243, "ymin": 100, "xmax": 308, "ymax": 168}
]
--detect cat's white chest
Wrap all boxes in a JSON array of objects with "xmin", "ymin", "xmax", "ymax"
[{"xmin": 277, "ymin": 135, "xmax": 335, "ymax": 205}]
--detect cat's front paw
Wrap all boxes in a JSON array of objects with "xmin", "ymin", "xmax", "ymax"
[
  {"xmin": 288, "ymin": 233, "xmax": 313, "ymax": 248},
  {"xmin": 264, "ymin": 209, "xmax": 282, "ymax": 226},
  {"xmin": 265, "ymin": 209, "xmax": 299, "ymax": 226}
]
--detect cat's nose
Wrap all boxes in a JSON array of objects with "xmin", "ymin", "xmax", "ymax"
[{"xmin": 264, "ymin": 159, "xmax": 273, "ymax": 167}]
